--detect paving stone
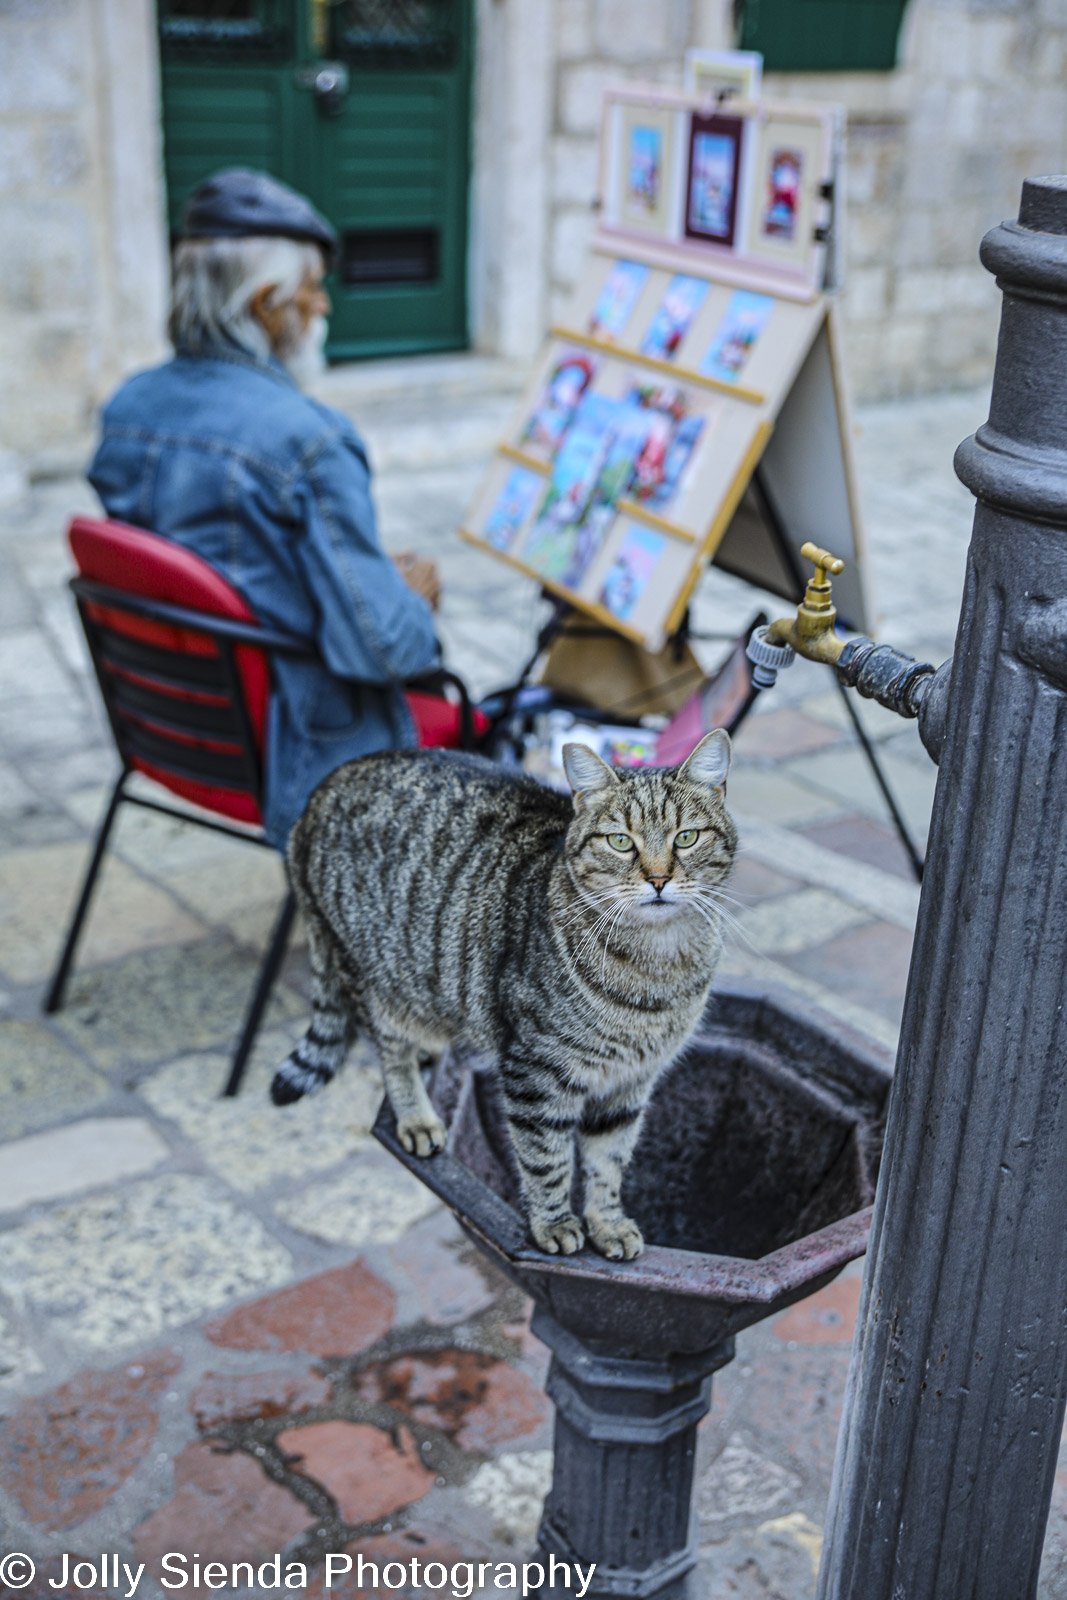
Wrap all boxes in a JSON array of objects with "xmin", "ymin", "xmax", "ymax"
[
  {"xmin": 52, "ymin": 935, "xmax": 303, "ymax": 1070},
  {"xmin": 354, "ymin": 1350, "xmax": 549, "ymax": 1454},
  {"xmin": 0, "ymin": 1306, "xmax": 44, "ymax": 1387},
  {"xmin": 726, "ymin": 857, "xmax": 803, "ymax": 906},
  {"xmin": 462, "ymin": 1449, "xmax": 553, "ymax": 1544},
  {"xmin": 0, "ymin": 1115, "xmax": 170, "ymax": 1213},
  {"xmin": 191, "ymin": 1368, "xmax": 332, "ymax": 1433},
  {"xmin": 0, "ymin": 1349, "xmax": 180, "ymax": 1528},
  {"xmin": 0, "ymin": 1174, "xmax": 292, "ymax": 1350},
  {"xmin": 800, "ymin": 811, "xmax": 919, "ymax": 881},
  {"xmin": 0, "ymin": 841, "xmax": 206, "ymax": 985},
  {"xmin": 788, "ymin": 743, "xmax": 938, "ymax": 840},
  {"xmin": 275, "ymin": 1151, "xmax": 440, "ymax": 1248},
  {"xmin": 724, "ymin": 767, "xmax": 843, "ymax": 826},
  {"xmin": 783, "ymin": 918, "xmax": 914, "ymax": 1026},
  {"xmin": 772, "ymin": 1270, "xmax": 863, "ymax": 1347},
  {"xmin": 132, "ymin": 1439, "xmax": 314, "ymax": 1567},
  {"xmin": 726, "ymin": 1341, "xmax": 851, "ymax": 1487},
  {"xmin": 735, "ymin": 708, "xmax": 845, "ymax": 761},
  {"xmin": 276, "ymin": 1419, "xmax": 434, "ymax": 1526},
  {"xmin": 735, "ymin": 888, "xmax": 870, "ymax": 959},
  {"xmin": 380, "ymin": 1212, "xmax": 499, "ymax": 1328},
  {"xmin": 0, "ymin": 1018, "xmax": 108, "ymax": 1139},
  {"xmin": 139, "ymin": 1032, "xmax": 381, "ymax": 1193},
  {"xmin": 697, "ymin": 1433, "xmax": 802, "ymax": 1527},
  {"xmin": 205, "ymin": 1260, "xmax": 395, "ymax": 1359},
  {"xmin": 698, "ymin": 1513, "xmax": 822, "ymax": 1598}
]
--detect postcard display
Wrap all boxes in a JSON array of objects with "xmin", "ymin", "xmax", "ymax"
[{"xmin": 461, "ymin": 86, "xmax": 871, "ymax": 650}]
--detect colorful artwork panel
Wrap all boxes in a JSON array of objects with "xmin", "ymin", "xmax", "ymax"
[
  {"xmin": 685, "ymin": 115, "xmax": 743, "ymax": 247},
  {"xmin": 521, "ymin": 350, "xmax": 598, "ymax": 457},
  {"xmin": 598, "ymin": 527, "xmax": 667, "ymax": 623},
  {"xmin": 589, "ymin": 260, "xmax": 650, "ymax": 338},
  {"xmin": 640, "ymin": 275, "xmax": 708, "ymax": 362},
  {"xmin": 762, "ymin": 146, "xmax": 803, "ymax": 241},
  {"xmin": 483, "ymin": 466, "xmax": 544, "ymax": 553},
  {"xmin": 699, "ymin": 290, "xmax": 774, "ymax": 384},
  {"xmin": 623, "ymin": 381, "xmax": 706, "ymax": 511},
  {"xmin": 628, "ymin": 124, "xmax": 662, "ymax": 214}
]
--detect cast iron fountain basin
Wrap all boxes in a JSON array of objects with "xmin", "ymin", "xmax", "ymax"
[
  {"xmin": 374, "ymin": 977, "xmax": 891, "ymax": 1598},
  {"xmin": 374, "ymin": 976, "xmax": 892, "ymax": 1360}
]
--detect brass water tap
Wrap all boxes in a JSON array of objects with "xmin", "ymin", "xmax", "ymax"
[{"xmin": 764, "ymin": 542, "xmax": 849, "ymax": 665}]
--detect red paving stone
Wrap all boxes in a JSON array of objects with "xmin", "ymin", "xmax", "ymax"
[
  {"xmin": 275, "ymin": 1419, "xmax": 435, "ymax": 1525},
  {"xmin": 132, "ymin": 1440, "xmax": 314, "ymax": 1567},
  {"xmin": 783, "ymin": 918, "xmax": 913, "ymax": 1024},
  {"xmin": 800, "ymin": 812, "xmax": 918, "ymax": 881},
  {"xmin": 737, "ymin": 1341, "xmax": 851, "ymax": 1484},
  {"xmin": 355, "ymin": 1349, "xmax": 548, "ymax": 1452},
  {"xmin": 772, "ymin": 1273, "xmax": 862, "ymax": 1346},
  {"xmin": 205, "ymin": 1261, "xmax": 395, "ymax": 1358},
  {"xmin": 191, "ymin": 1367, "xmax": 331, "ymax": 1431},
  {"xmin": 735, "ymin": 708, "xmax": 844, "ymax": 761},
  {"xmin": 0, "ymin": 1349, "xmax": 180, "ymax": 1529},
  {"xmin": 381, "ymin": 1215, "xmax": 499, "ymax": 1327}
]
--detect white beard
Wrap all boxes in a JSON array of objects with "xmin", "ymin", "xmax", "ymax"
[{"xmin": 282, "ymin": 315, "xmax": 329, "ymax": 389}]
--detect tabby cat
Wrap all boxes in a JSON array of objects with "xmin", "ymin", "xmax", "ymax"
[{"xmin": 272, "ymin": 731, "xmax": 737, "ymax": 1260}]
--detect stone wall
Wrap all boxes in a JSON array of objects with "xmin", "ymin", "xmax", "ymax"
[
  {"xmin": 0, "ymin": 0, "xmax": 168, "ymax": 467},
  {"xmin": 542, "ymin": 0, "xmax": 1067, "ymax": 401}
]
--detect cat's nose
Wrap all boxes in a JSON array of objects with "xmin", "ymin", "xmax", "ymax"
[{"xmin": 647, "ymin": 875, "xmax": 671, "ymax": 894}]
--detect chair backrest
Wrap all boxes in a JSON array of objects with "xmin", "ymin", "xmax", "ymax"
[{"xmin": 69, "ymin": 516, "xmax": 272, "ymax": 826}]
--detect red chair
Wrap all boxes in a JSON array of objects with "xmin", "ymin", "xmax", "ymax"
[{"xmin": 47, "ymin": 515, "xmax": 478, "ymax": 1095}]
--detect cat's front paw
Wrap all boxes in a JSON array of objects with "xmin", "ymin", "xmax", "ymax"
[
  {"xmin": 397, "ymin": 1114, "xmax": 447, "ymax": 1158},
  {"xmin": 531, "ymin": 1213, "xmax": 585, "ymax": 1256},
  {"xmin": 587, "ymin": 1215, "xmax": 644, "ymax": 1261}
]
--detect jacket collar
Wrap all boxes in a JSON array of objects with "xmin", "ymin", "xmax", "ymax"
[{"xmin": 173, "ymin": 342, "xmax": 299, "ymax": 390}]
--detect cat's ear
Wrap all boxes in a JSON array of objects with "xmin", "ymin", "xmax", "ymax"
[
  {"xmin": 678, "ymin": 729, "xmax": 731, "ymax": 792},
  {"xmin": 562, "ymin": 742, "xmax": 619, "ymax": 804}
]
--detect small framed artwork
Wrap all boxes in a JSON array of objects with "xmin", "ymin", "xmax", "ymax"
[
  {"xmin": 640, "ymin": 274, "xmax": 708, "ymax": 362},
  {"xmin": 744, "ymin": 111, "xmax": 831, "ymax": 277},
  {"xmin": 598, "ymin": 526, "xmax": 667, "ymax": 623},
  {"xmin": 685, "ymin": 114, "xmax": 744, "ymax": 248},
  {"xmin": 483, "ymin": 466, "xmax": 544, "ymax": 553},
  {"xmin": 520, "ymin": 348, "xmax": 598, "ymax": 457},
  {"xmin": 609, "ymin": 101, "xmax": 681, "ymax": 240},
  {"xmin": 699, "ymin": 290, "xmax": 775, "ymax": 384},
  {"xmin": 589, "ymin": 259, "xmax": 650, "ymax": 339}
]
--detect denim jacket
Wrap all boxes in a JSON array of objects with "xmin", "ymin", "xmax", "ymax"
[{"xmin": 88, "ymin": 349, "xmax": 439, "ymax": 848}]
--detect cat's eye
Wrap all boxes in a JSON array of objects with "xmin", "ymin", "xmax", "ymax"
[
  {"xmin": 674, "ymin": 829, "xmax": 700, "ymax": 849},
  {"xmin": 606, "ymin": 832, "xmax": 634, "ymax": 852}
]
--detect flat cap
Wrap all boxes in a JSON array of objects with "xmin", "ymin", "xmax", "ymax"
[{"xmin": 181, "ymin": 168, "xmax": 338, "ymax": 265}]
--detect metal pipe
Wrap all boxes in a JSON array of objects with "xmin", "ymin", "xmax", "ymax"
[{"xmin": 817, "ymin": 174, "xmax": 1067, "ymax": 1600}]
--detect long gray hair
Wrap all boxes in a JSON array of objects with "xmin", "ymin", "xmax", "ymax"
[{"xmin": 168, "ymin": 235, "xmax": 322, "ymax": 360}]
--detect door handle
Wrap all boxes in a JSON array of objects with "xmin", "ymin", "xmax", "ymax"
[{"xmin": 295, "ymin": 61, "xmax": 349, "ymax": 116}]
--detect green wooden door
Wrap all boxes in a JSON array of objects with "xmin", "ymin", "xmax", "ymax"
[{"xmin": 158, "ymin": 0, "xmax": 472, "ymax": 360}]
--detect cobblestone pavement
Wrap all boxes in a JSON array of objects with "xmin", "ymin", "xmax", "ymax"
[{"xmin": 3, "ymin": 363, "xmax": 1067, "ymax": 1599}]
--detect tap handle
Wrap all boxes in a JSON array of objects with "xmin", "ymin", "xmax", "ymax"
[{"xmin": 799, "ymin": 541, "xmax": 846, "ymax": 586}]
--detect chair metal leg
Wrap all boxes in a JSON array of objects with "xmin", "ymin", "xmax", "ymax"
[
  {"xmin": 43, "ymin": 771, "xmax": 127, "ymax": 1014},
  {"xmin": 222, "ymin": 888, "xmax": 298, "ymax": 1098}
]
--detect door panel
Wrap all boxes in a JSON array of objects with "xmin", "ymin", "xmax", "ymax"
[{"xmin": 157, "ymin": 0, "xmax": 472, "ymax": 360}]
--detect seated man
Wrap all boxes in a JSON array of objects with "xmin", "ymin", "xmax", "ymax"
[{"xmin": 89, "ymin": 167, "xmax": 447, "ymax": 848}]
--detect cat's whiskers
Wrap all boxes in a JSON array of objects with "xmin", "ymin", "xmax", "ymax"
[{"xmin": 683, "ymin": 887, "xmax": 760, "ymax": 953}]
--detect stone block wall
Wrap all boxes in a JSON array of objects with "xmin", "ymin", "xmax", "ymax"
[
  {"xmin": 0, "ymin": 0, "xmax": 167, "ymax": 464},
  {"xmin": 542, "ymin": 0, "xmax": 1067, "ymax": 401}
]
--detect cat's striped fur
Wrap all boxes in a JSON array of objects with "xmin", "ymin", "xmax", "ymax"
[{"xmin": 272, "ymin": 731, "xmax": 737, "ymax": 1260}]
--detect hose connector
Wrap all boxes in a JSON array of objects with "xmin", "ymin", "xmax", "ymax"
[{"xmin": 747, "ymin": 627, "xmax": 796, "ymax": 689}]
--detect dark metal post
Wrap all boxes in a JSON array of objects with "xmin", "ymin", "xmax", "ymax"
[
  {"xmin": 533, "ymin": 1311, "xmax": 734, "ymax": 1598},
  {"xmin": 818, "ymin": 175, "xmax": 1067, "ymax": 1599}
]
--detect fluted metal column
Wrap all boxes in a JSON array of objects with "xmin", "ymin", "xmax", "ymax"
[{"xmin": 818, "ymin": 174, "xmax": 1067, "ymax": 1599}]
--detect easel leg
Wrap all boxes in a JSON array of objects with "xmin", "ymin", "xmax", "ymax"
[
  {"xmin": 750, "ymin": 466, "xmax": 925, "ymax": 884},
  {"xmin": 831, "ymin": 670, "xmax": 925, "ymax": 883}
]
